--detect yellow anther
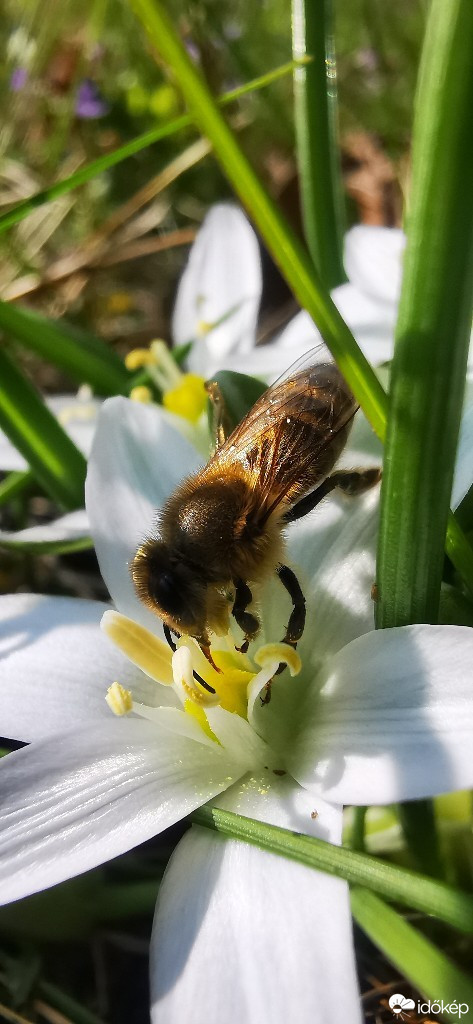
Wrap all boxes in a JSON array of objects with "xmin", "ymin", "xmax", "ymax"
[
  {"xmin": 101, "ymin": 611, "xmax": 174, "ymax": 686},
  {"xmin": 196, "ymin": 319, "xmax": 213, "ymax": 337},
  {"xmin": 125, "ymin": 348, "xmax": 156, "ymax": 371},
  {"xmin": 106, "ymin": 682, "xmax": 133, "ymax": 716},
  {"xmin": 130, "ymin": 385, "xmax": 153, "ymax": 403},
  {"xmin": 254, "ymin": 643, "xmax": 302, "ymax": 677},
  {"xmin": 163, "ymin": 373, "xmax": 207, "ymax": 423}
]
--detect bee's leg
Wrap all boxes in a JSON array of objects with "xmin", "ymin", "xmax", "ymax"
[
  {"xmin": 232, "ymin": 578, "xmax": 260, "ymax": 653},
  {"xmin": 276, "ymin": 564, "xmax": 306, "ymax": 652},
  {"xmin": 205, "ymin": 380, "xmax": 233, "ymax": 449},
  {"xmin": 163, "ymin": 623, "xmax": 178, "ymax": 652},
  {"xmin": 163, "ymin": 624, "xmax": 217, "ymax": 694},
  {"xmin": 258, "ymin": 564, "xmax": 306, "ymax": 707},
  {"xmin": 284, "ymin": 467, "xmax": 381, "ymax": 524}
]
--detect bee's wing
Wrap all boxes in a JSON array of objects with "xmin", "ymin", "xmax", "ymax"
[
  {"xmin": 214, "ymin": 346, "xmax": 335, "ymax": 457},
  {"xmin": 212, "ymin": 349, "xmax": 357, "ymax": 512}
]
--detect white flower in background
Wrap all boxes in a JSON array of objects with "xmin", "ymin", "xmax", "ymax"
[
  {"xmin": 173, "ymin": 204, "xmax": 406, "ymax": 378},
  {"xmin": 1, "ymin": 397, "xmax": 473, "ymax": 1024},
  {"xmin": 0, "ymin": 202, "xmax": 452, "ymax": 553}
]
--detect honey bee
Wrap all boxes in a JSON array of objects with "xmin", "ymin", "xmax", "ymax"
[{"xmin": 131, "ymin": 352, "xmax": 380, "ymax": 686}]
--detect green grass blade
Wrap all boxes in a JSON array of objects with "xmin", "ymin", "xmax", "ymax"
[
  {"xmin": 0, "ymin": 470, "xmax": 33, "ymax": 506},
  {"xmin": 0, "ymin": 350, "xmax": 86, "ymax": 509},
  {"xmin": 0, "ymin": 60, "xmax": 305, "ymax": 237},
  {"xmin": 351, "ymin": 890, "xmax": 473, "ymax": 1022},
  {"xmin": 292, "ymin": 0, "xmax": 346, "ymax": 288},
  {"xmin": 0, "ymin": 302, "xmax": 129, "ymax": 396},
  {"xmin": 192, "ymin": 806, "xmax": 473, "ymax": 934},
  {"xmin": 0, "ymin": 535, "xmax": 93, "ymax": 555},
  {"xmin": 376, "ymin": 0, "xmax": 473, "ymax": 629},
  {"xmin": 128, "ymin": 0, "xmax": 387, "ymax": 440},
  {"xmin": 38, "ymin": 982, "xmax": 107, "ymax": 1024}
]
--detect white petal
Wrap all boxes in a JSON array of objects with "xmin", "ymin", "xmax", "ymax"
[
  {"xmin": 333, "ymin": 282, "xmax": 396, "ymax": 365},
  {"xmin": 0, "ymin": 509, "xmax": 89, "ymax": 549},
  {"xmin": 174, "ymin": 204, "xmax": 262, "ymax": 375},
  {"xmin": 46, "ymin": 394, "xmax": 101, "ymax": 457},
  {"xmin": 343, "ymin": 225, "xmax": 406, "ymax": 305},
  {"xmin": 85, "ymin": 397, "xmax": 201, "ymax": 628},
  {"xmin": 0, "ymin": 593, "xmax": 177, "ymax": 742},
  {"xmin": 263, "ymin": 486, "xmax": 379, "ymax": 664},
  {"xmin": 205, "ymin": 705, "xmax": 277, "ymax": 769},
  {"xmin": 254, "ymin": 487, "xmax": 379, "ymax": 757},
  {"xmin": 0, "ymin": 432, "xmax": 28, "ymax": 472},
  {"xmin": 0, "ymin": 718, "xmax": 242, "ymax": 904},
  {"xmin": 151, "ymin": 777, "xmax": 360, "ymax": 1024},
  {"xmin": 290, "ymin": 624, "xmax": 473, "ymax": 804}
]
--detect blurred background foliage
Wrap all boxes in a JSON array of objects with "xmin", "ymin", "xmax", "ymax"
[{"xmin": 0, "ymin": 0, "xmax": 424, "ymax": 365}]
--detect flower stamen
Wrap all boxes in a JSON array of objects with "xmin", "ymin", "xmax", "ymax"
[{"xmin": 106, "ymin": 681, "xmax": 133, "ymax": 716}]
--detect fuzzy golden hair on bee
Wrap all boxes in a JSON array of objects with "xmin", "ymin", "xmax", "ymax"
[{"xmin": 129, "ymin": 351, "xmax": 381, "ymax": 663}]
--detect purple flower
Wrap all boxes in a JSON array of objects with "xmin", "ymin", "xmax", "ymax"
[
  {"xmin": 75, "ymin": 79, "xmax": 109, "ymax": 119},
  {"xmin": 10, "ymin": 67, "xmax": 28, "ymax": 92}
]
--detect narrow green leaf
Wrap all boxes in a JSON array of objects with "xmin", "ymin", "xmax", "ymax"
[
  {"xmin": 0, "ymin": 302, "xmax": 129, "ymax": 396},
  {"xmin": 0, "ymin": 534, "xmax": 93, "ymax": 555},
  {"xmin": 192, "ymin": 806, "xmax": 473, "ymax": 934},
  {"xmin": 0, "ymin": 60, "xmax": 306, "ymax": 237},
  {"xmin": 0, "ymin": 470, "xmax": 33, "ymax": 506},
  {"xmin": 351, "ymin": 890, "xmax": 473, "ymax": 1023},
  {"xmin": 0, "ymin": 350, "xmax": 86, "ymax": 510},
  {"xmin": 128, "ymin": 0, "xmax": 387, "ymax": 440},
  {"xmin": 128, "ymin": 0, "xmax": 473, "ymax": 601},
  {"xmin": 376, "ymin": 0, "xmax": 473, "ymax": 628},
  {"xmin": 38, "ymin": 981, "xmax": 107, "ymax": 1024},
  {"xmin": 292, "ymin": 0, "xmax": 346, "ymax": 287}
]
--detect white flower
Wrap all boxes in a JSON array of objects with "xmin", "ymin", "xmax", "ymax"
[
  {"xmin": 0, "ymin": 204, "xmax": 437, "ymax": 553},
  {"xmin": 173, "ymin": 204, "xmax": 406, "ymax": 378},
  {"xmin": 1, "ymin": 397, "xmax": 473, "ymax": 1024}
]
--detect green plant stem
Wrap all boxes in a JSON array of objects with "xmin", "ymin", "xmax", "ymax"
[
  {"xmin": 192, "ymin": 806, "xmax": 473, "ymax": 934},
  {"xmin": 0, "ymin": 350, "xmax": 86, "ymax": 509},
  {"xmin": 292, "ymin": 0, "xmax": 346, "ymax": 287},
  {"xmin": 376, "ymin": 0, "xmax": 473, "ymax": 629},
  {"xmin": 349, "ymin": 806, "xmax": 367, "ymax": 853},
  {"xmin": 375, "ymin": 0, "xmax": 473, "ymax": 879},
  {"xmin": 397, "ymin": 801, "xmax": 443, "ymax": 879},
  {"xmin": 128, "ymin": 0, "xmax": 473, "ymax": 601},
  {"xmin": 0, "ymin": 60, "xmax": 307, "ymax": 237},
  {"xmin": 351, "ymin": 889, "xmax": 473, "ymax": 1023}
]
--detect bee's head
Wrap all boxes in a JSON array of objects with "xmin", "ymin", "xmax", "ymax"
[{"xmin": 130, "ymin": 538, "xmax": 208, "ymax": 638}]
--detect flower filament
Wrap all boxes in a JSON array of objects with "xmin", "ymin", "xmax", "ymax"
[{"xmin": 102, "ymin": 610, "xmax": 301, "ymax": 742}]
